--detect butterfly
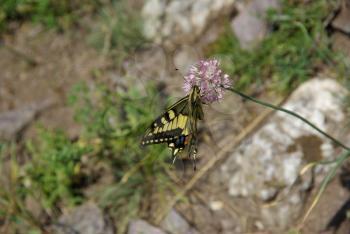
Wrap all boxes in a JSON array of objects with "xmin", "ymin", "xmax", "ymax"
[{"xmin": 141, "ymin": 85, "xmax": 204, "ymax": 169}]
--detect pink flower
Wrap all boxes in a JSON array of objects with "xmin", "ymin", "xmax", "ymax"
[{"xmin": 183, "ymin": 59, "xmax": 232, "ymax": 104}]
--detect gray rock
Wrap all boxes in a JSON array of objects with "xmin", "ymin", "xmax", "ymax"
[
  {"xmin": 128, "ymin": 219, "xmax": 165, "ymax": 234},
  {"xmin": 52, "ymin": 202, "xmax": 113, "ymax": 234},
  {"xmin": 331, "ymin": 0, "xmax": 350, "ymax": 34},
  {"xmin": 332, "ymin": 31, "xmax": 350, "ymax": 59},
  {"xmin": 142, "ymin": 0, "xmax": 166, "ymax": 43},
  {"xmin": 214, "ymin": 78, "xmax": 347, "ymax": 229},
  {"xmin": 231, "ymin": 0, "xmax": 280, "ymax": 49},
  {"xmin": 0, "ymin": 99, "xmax": 54, "ymax": 141},
  {"xmin": 161, "ymin": 209, "xmax": 199, "ymax": 234},
  {"xmin": 142, "ymin": 0, "xmax": 235, "ymax": 49}
]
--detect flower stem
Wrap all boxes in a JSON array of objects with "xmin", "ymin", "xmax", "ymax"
[
  {"xmin": 226, "ymin": 87, "xmax": 350, "ymax": 151},
  {"xmin": 299, "ymin": 149, "xmax": 350, "ymax": 228}
]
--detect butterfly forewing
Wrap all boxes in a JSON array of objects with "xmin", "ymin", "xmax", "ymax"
[
  {"xmin": 141, "ymin": 97, "xmax": 190, "ymax": 146},
  {"xmin": 141, "ymin": 86, "xmax": 203, "ymax": 158}
]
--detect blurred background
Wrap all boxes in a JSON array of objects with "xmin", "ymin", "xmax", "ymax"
[{"xmin": 1, "ymin": 0, "xmax": 350, "ymax": 233}]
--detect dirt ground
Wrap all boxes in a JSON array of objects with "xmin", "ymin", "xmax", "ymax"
[{"xmin": 0, "ymin": 23, "xmax": 108, "ymax": 138}]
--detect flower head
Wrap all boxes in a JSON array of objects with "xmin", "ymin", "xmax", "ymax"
[{"xmin": 183, "ymin": 59, "xmax": 231, "ymax": 104}]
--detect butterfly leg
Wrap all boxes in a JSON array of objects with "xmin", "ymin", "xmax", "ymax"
[
  {"xmin": 192, "ymin": 148, "xmax": 197, "ymax": 171},
  {"xmin": 172, "ymin": 155, "xmax": 178, "ymax": 164},
  {"xmin": 188, "ymin": 138, "xmax": 198, "ymax": 171},
  {"xmin": 193, "ymin": 133, "xmax": 199, "ymax": 171}
]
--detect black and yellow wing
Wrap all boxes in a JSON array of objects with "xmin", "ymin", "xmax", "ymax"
[{"xmin": 141, "ymin": 86, "xmax": 203, "ymax": 158}]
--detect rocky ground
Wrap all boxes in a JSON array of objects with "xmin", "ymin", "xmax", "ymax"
[{"xmin": 1, "ymin": 0, "xmax": 350, "ymax": 234}]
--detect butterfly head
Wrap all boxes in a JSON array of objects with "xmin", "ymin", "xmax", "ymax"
[
  {"xmin": 192, "ymin": 85, "xmax": 200, "ymax": 96},
  {"xmin": 189, "ymin": 85, "xmax": 202, "ymax": 104}
]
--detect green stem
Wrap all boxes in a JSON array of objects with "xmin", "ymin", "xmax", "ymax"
[
  {"xmin": 301, "ymin": 150, "xmax": 350, "ymax": 225},
  {"xmin": 226, "ymin": 87, "xmax": 350, "ymax": 151}
]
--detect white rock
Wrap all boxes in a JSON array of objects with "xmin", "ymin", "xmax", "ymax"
[
  {"xmin": 209, "ymin": 200, "xmax": 224, "ymax": 211},
  {"xmin": 142, "ymin": 0, "xmax": 166, "ymax": 41},
  {"xmin": 142, "ymin": 0, "xmax": 235, "ymax": 48},
  {"xmin": 216, "ymin": 78, "xmax": 347, "ymax": 229}
]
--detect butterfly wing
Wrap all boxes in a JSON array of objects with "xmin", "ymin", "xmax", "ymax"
[
  {"xmin": 141, "ymin": 86, "xmax": 203, "ymax": 158},
  {"xmin": 141, "ymin": 96, "xmax": 192, "ymax": 155}
]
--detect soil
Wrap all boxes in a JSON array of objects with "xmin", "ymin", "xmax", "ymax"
[{"xmin": 0, "ymin": 23, "xmax": 108, "ymax": 139}]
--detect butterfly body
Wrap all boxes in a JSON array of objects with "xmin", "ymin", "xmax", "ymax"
[{"xmin": 141, "ymin": 86, "xmax": 203, "ymax": 163}]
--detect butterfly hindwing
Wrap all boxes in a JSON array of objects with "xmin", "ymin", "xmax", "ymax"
[{"xmin": 167, "ymin": 134, "xmax": 191, "ymax": 156}]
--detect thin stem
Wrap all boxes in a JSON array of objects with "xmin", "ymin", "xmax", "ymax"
[
  {"xmin": 299, "ymin": 150, "xmax": 350, "ymax": 227},
  {"xmin": 226, "ymin": 87, "xmax": 350, "ymax": 151}
]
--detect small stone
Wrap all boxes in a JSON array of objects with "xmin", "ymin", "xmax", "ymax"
[
  {"xmin": 332, "ymin": 31, "xmax": 350, "ymax": 59},
  {"xmin": 161, "ymin": 209, "xmax": 199, "ymax": 234},
  {"xmin": 52, "ymin": 202, "xmax": 113, "ymax": 234},
  {"xmin": 331, "ymin": 0, "xmax": 350, "ymax": 34},
  {"xmin": 231, "ymin": 0, "xmax": 280, "ymax": 49},
  {"xmin": 0, "ymin": 99, "xmax": 54, "ymax": 141},
  {"xmin": 128, "ymin": 219, "xmax": 165, "ymax": 234},
  {"xmin": 209, "ymin": 201, "xmax": 224, "ymax": 211},
  {"xmin": 25, "ymin": 196, "xmax": 44, "ymax": 221},
  {"xmin": 254, "ymin": 220, "xmax": 265, "ymax": 230}
]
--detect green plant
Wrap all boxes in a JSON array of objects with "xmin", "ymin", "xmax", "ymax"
[
  {"xmin": 0, "ymin": 79, "xmax": 175, "ymax": 233},
  {"xmin": 69, "ymin": 81, "xmax": 173, "ymax": 234},
  {"xmin": 0, "ymin": 144, "xmax": 46, "ymax": 234},
  {"xmin": 25, "ymin": 129, "xmax": 91, "ymax": 209},
  {"xmin": 0, "ymin": 128, "xmax": 92, "ymax": 233},
  {"xmin": 0, "ymin": 0, "xmax": 102, "ymax": 31},
  {"xmin": 207, "ymin": 0, "xmax": 339, "ymax": 93},
  {"xmin": 88, "ymin": 1, "xmax": 147, "ymax": 62}
]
